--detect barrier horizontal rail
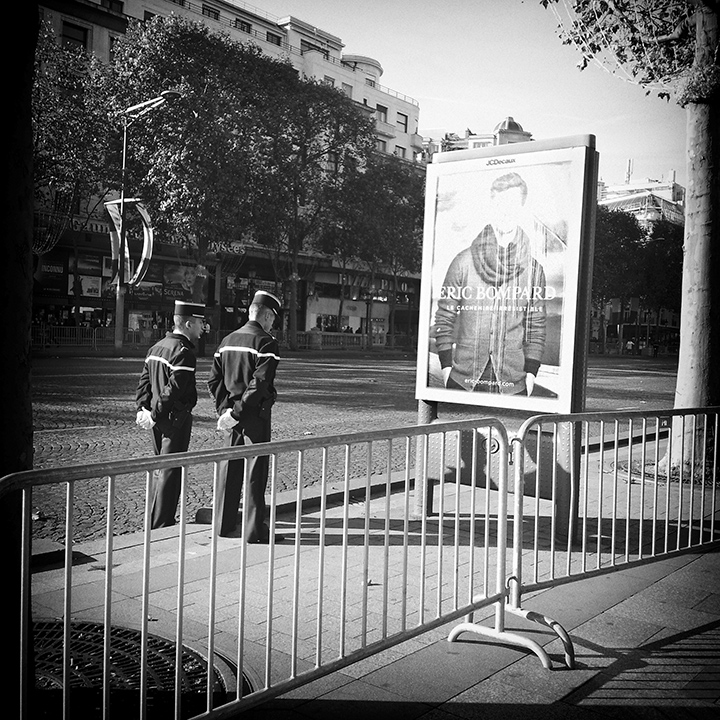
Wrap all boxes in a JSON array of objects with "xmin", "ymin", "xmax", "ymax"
[{"xmin": 8, "ymin": 417, "xmax": 518, "ymax": 719}]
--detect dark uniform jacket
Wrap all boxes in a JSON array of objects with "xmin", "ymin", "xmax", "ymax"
[
  {"xmin": 208, "ymin": 320, "xmax": 280, "ymax": 421},
  {"xmin": 136, "ymin": 332, "xmax": 198, "ymax": 433}
]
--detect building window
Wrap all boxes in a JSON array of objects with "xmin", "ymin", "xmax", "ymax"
[
  {"xmin": 167, "ymin": 0, "xmax": 185, "ymax": 5},
  {"xmin": 202, "ymin": 5, "xmax": 220, "ymax": 21},
  {"xmin": 377, "ymin": 139, "xmax": 387, "ymax": 152},
  {"xmin": 341, "ymin": 82, "xmax": 353, "ymax": 98},
  {"xmin": 397, "ymin": 112, "xmax": 408, "ymax": 133},
  {"xmin": 395, "ymin": 146, "xmax": 406, "ymax": 158},
  {"xmin": 62, "ymin": 21, "xmax": 88, "ymax": 50},
  {"xmin": 266, "ymin": 32, "xmax": 282, "ymax": 46},
  {"xmin": 376, "ymin": 104, "xmax": 388, "ymax": 123},
  {"xmin": 100, "ymin": 0, "xmax": 124, "ymax": 11},
  {"xmin": 327, "ymin": 151, "xmax": 340, "ymax": 173},
  {"xmin": 235, "ymin": 19, "xmax": 251, "ymax": 33},
  {"xmin": 365, "ymin": 78, "xmax": 376, "ymax": 88}
]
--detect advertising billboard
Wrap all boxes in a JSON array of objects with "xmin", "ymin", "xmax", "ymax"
[{"xmin": 415, "ymin": 136, "xmax": 597, "ymax": 414}]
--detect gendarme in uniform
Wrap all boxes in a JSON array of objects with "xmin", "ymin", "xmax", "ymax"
[
  {"xmin": 208, "ymin": 290, "xmax": 281, "ymax": 540},
  {"xmin": 135, "ymin": 300, "xmax": 204, "ymax": 528}
]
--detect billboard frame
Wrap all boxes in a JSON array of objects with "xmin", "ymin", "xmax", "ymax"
[{"xmin": 415, "ymin": 135, "xmax": 598, "ymax": 415}]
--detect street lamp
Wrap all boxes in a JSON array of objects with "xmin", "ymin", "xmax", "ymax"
[
  {"xmin": 113, "ymin": 90, "xmax": 182, "ymax": 352},
  {"xmin": 361, "ymin": 284, "xmax": 376, "ymax": 349}
]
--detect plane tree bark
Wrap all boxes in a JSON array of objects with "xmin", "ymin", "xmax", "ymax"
[{"xmin": 542, "ymin": 0, "xmax": 720, "ymax": 472}]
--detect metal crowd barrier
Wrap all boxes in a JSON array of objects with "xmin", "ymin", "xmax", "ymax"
[
  {"xmin": 503, "ymin": 407, "xmax": 720, "ymax": 666},
  {"xmin": 9, "ymin": 417, "xmax": 516, "ymax": 719},
  {"xmin": 7, "ymin": 407, "xmax": 720, "ymax": 718}
]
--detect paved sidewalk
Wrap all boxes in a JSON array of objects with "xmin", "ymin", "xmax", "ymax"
[
  {"xmin": 31, "ymin": 476, "xmax": 720, "ymax": 720},
  {"xmin": 245, "ymin": 549, "xmax": 720, "ymax": 720}
]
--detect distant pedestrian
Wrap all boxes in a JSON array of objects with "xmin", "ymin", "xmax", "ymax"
[
  {"xmin": 208, "ymin": 290, "xmax": 282, "ymax": 541},
  {"xmin": 135, "ymin": 300, "xmax": 205, "ymax": 528}
]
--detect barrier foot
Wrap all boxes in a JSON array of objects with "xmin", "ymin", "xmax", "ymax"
[
  {"xmin": 507, "ymin": 607, "xmax": 575, "ymax": 669},
  {"xmin": 447, "ymin": 622, "xmax": 553, "ymax": 670}
]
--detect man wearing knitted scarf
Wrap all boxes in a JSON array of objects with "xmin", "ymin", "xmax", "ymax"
[{"xmin": 433, "ymin": 171, "xmax": 547, "ymax": 396}]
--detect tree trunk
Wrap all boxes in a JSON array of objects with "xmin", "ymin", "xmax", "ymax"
[
  {"xmin": 288, "ymin": 247, "xmax": 299, "ymax": 350},
  {"xmin": 675, "ymin": 113, "xmax": 720, "ymax": 403},
  {"xmin": 666, "ymin": 5, "xmax": 719, "ymax": 473},
  {"xmin": 1, "ymin": 4, "xmax": 38, "ymax": 716}
]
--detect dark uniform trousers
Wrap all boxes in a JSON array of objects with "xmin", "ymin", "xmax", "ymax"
[
  {"xmin": 150, "ymin": 414, "xmax": 193, "ymax": 528},
  {"xmin": 215, "ymin": 410, "xmax": 271, "ymax": 539}
]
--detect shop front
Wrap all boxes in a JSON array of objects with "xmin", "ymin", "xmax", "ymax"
[{"xmin": 32, "ymin": 240, "xmax": 215, "ymax": 339}]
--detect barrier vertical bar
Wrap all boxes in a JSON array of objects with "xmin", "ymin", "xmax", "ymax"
[
  {"xmin": 102, "ymin": 475, "xmax": 115, "ymax": 720},
  {"xmin": 467, "ymin": 429, "xmax": 479, "ymax": 618},
  {"xmin": 532, "ymin": 425, "xmax": 541, "ymax": 585},
  {"xmin": 339, "ymin": 444, "xmax": 351, "ymax": 657},
  {"xmin": 382, "ymin": 440, "xmax": 392, "ymax": 638},
  {"xmin": 610, "ymin": 420, "xmax": 620, "ymax": 564},
  {"xmin": 20, "ymin": 487, "xmax": 32, "ymax": 720},
  {"xmin": 677, "ymin": 415, "xmax": 686, "ymax": 551},
  {"xmin": 596, "ymin": 420, "xmax": 605, "ymax": 569},
  {"xmin": 361, "ymin": 443, "xmax": 372, "ymax": 644},
  {"xmin": 174, "ymin": 467, "xmax": 188, "ymax": 719},
  {"xmin": 139, "ymin": 471, "xmax": 153, "ymax": 720},
  {"xmin": 625, "ymin": 419, "xmax": 634, "ymax": 562},
  {"xmin": 652, "ymin": 418, "xmax": 661, "ymax": 557},
  {"xmin": 698, "ymin": 415, "xmax": 707, "ymax": 545},
  {"xmin": 266, "ymin": 453, "xmax": 279, "ymax": 682},
  {"xmin": 483, "ymin": 429, "xmax": 492, "ymax": 595},
  {"xmin": 418, "ymin": 427, "xmax": 430, "ymax": 625},
  {"xmin": 580, "ymin": 422, "xmax": 590, "ymax": 573},
  {"xmin": 206, "ymin": 463, "xmax": 220, "ymax": 709},
  {"xmin": 315, "ymin": 448, "xmax": 328, "ymax": 667},
  {"xmin": 638, "ymin": 419, "xmax": 647, "ymax": 559},
  {"xmin": 237, "ymin": 460, "xmax": 251, "ymax": 691},
  {"xmin": 291, "ymin": 450, "xmax": 303, "ymax": 676},
  {"xmin": 510, "ymin": 433, "xmax": 525, "ymax": 610},
  {"xmin": 61, "ymin": 481, "xmax": 75, "ymax": 719},
  {"xmin": 436, "ymin": 433, "xmax": 446, "ymax": 616},
  {"xmin": 401, "ymin": 438, "xmax": 412, "ymax": 632},
  {"xmin": 549, "ymin": 422, "xmax": 558, "ymax": 577},
  {"xmin": 452, "ymin": 432, "xmax": 462, "ymax": 610}
]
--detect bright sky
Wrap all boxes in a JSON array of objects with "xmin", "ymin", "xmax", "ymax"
[{"xmin": 253, "ymin": 0, "xmax": 687, "ymax": 187}]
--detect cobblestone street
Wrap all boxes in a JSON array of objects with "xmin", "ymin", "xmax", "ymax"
[{"xmin": 28, "ymin": 350, "xmax": 677, "ymax": 543}]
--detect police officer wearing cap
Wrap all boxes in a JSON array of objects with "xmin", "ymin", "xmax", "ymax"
[
  {"xmin": 136, "ymin": 300, "xmax": 205, "ymax": 528},
  {"xmin": 208, "ymin": 290, "xmax": 282, "ymax": 541}
]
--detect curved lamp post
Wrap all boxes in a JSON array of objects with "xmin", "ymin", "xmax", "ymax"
[{"xmin": 113, "ymin": 90, "xmax": 182, "ymax": 352}]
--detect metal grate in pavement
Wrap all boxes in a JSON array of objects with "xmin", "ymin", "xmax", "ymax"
[{"xmin": 32, "ymin": 620, "xmax": 248, "ymax": 718}]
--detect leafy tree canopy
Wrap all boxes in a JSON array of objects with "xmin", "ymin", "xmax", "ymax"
[
  {"xmin": 592, "ymin": 205, "xmax": 645, "ymax": 305},
  {"xmin": 96, "ymin": 14, "xmax": 300, "ymax": 256},
  {"xmin": 540, "ymin": 0, "xmax": 712, "ymax": 104},
  {"xmin": 33, "ymin": 21, "xmax": 109, "ymax": 253}
]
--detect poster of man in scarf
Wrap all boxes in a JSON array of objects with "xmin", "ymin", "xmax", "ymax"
[{"xmin": 415, "ymin": 136, "xmax": 597, "ymax": 414}]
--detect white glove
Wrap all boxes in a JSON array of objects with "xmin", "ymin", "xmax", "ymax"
[
  {"xmin": 217, "ymin": 408, "xmax": 238, "ymax": 432},
  {"xmin": 136, "ymin": 408, "xmax": 155, "ymax": 430}
]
